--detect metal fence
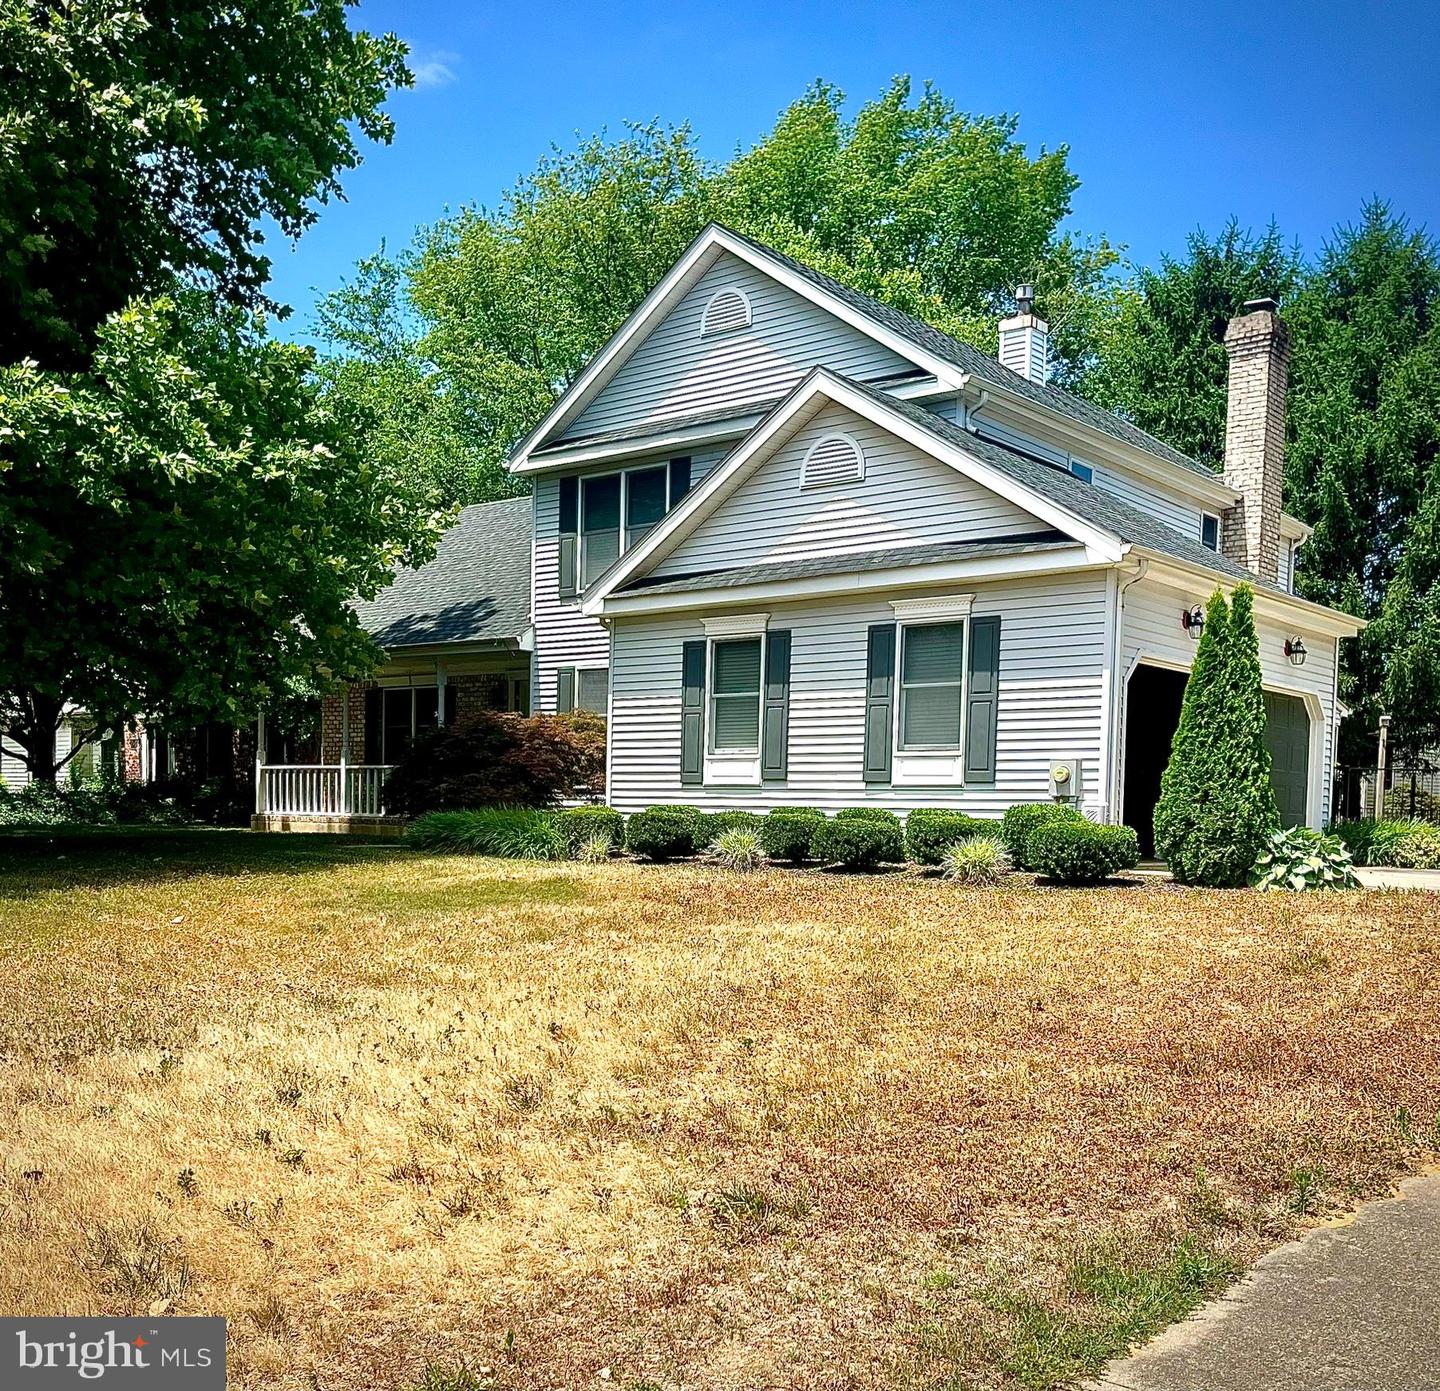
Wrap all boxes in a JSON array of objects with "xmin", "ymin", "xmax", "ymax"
[{"xmin": 1334, "ymin": 756, "xmax": 1440, "ymax": 823}]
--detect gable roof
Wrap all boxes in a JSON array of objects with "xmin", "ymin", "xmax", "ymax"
[{"xmin": 353, "ymin": 496, "xmax": 532, "ymax": 650}]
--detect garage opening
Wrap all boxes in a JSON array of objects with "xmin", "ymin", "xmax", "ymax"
[{"xmin": 1122, "ymin": 664, "xmax": 1188, "ymax": 857}]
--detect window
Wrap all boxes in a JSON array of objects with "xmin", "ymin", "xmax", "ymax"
[
  {"xmin": 370, "ymin": 685, "xmax": 457, "ymax": 763},
  {"xmin": 577, "ymin": 667, "xmax": 609, "ymax": 714},
  {"xmin": 1200, "ymin": 513, "xmax": 1220, "ymax": 551},
  {"xmin": 899, "ymin": 621, "xmax": 965, "ymax": 750},
  {"xmin": 709, "ymin": 638, "xmax": 762, "ymax": 752},
  {"xmin": 581, "ymin": 473, "xmax": 622, "ymax": 587},
  {"xmin": 1068, "ymin": 459, "xmax": 1093, "ymax": 483},
  {"xmin": 625, "ymin": 465, "xmax": 668, "ymax": 547},
  {"xmin": 701, "ymin": 286, "xmax": 751, "ymax": 337}
]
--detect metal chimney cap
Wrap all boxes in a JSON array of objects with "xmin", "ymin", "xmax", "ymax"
[
  {"xmin": 1014, "ymin": 284, "xmax": 1035, "ymax": 314},
  {"xmin": 1243, "ymin": 296, "xmax": 1280, "ymax": 314}
]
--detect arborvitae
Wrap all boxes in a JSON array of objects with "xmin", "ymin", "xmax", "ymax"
[{"xmin": 1154, "ymin": 585, "xmax": 1279, "ymax": 886}]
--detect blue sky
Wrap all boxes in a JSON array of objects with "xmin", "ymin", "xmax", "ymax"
[{"xmin": 267, "ymin": 0, "xmax": 1440, "ymax": 341}]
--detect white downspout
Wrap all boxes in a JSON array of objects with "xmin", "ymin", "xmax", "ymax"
[{"xmin": 1107, "ymin": 557, "xmax": 1149, "ymax": 825}]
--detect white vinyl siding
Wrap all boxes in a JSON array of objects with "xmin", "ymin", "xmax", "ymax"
[
  {"xmin": 531, "ymin": 448, "xmax": 727, "ymax": 712},
  {"xmin": 608, "ymin": 571, "xmax": 1109, "ymax": 816},
  {"xmin": 651, "ymin": 403, "xmax": 1045, "ymax": 579},
  {"xmin": 1119, "ymin": 579, "xmax": 1339, "ymax": 827},
  {"xmin": 564, "ymin": 251, "xmax": 912, "ymax": 440}
]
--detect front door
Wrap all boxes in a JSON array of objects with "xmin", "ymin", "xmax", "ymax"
[{"xmin": 1263, "ymin": 692, "xmax": 1310, "ymax": 828}]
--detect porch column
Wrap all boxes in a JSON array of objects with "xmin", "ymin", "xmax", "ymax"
[
  {"xmin": 254, "ymin": 712, "xmax": 267, "ymax": 815},
  {"xmin": 339, "ymin": 692, "xmax": 350, "ymax": 815},
  {"xmin": 436, "ymin": 660, "xmax": 448, "ymax": 725}
]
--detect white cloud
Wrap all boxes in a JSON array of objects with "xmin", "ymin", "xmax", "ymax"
[{"xmin": 411, "ymin": 50, "xmax": 459, "ymax": 90}]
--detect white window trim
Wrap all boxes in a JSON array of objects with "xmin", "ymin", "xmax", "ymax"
[
  {"xmin": 799, "ymin": 431, "xmax": 866, "ymax": 490},
  {"xmin": 575, "ymin": 664, "xmax": 610, "ymax": 715},
  {"xmin": 700, "ymin": 285, "xmax": 752, "ymax": 337},
  {"xmin": 1200, "ymin": 511, "xmax": 1221, "ymax": 552},
  {"xmin": 889, "ymin": 594, "xmax": 974, "ymax": 787},
  {"xmin": 578, "ymin": 461, "xmax": 675, "ymax": 589},
  {"xmin": 700, "ymin": 614, "xmax": 770, "ymax": 785}
]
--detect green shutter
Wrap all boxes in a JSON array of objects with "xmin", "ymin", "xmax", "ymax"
[
  {"xmin": 556, "ymin": 666, "xmax": 575, "ymax": 714},
  {"xmin": 863, "ymin": 624, "xmax": 895, "ymax": 784},
  {"xmin": 557, "ymin": 477, "xmax": 578, "ymax": 598},
  {"xmin": 681, "ymin": 640, "xmax": 705, "ymax": 785},
  {"xmin": 761, "ymin": 630, "xmax": 791, "ymax": 780},
  {"xmin": 964, "ymin": 615, "xmax": 1001, "ymax": 782}
]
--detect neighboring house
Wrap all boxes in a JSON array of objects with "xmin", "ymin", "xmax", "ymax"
[
  {"xmin": 1, "ymin": 713, "xmax": 102, "ymax": 791},
  {"xmin": 268, "ymin": 224, "xmax": 1363, "ymax": 847}
]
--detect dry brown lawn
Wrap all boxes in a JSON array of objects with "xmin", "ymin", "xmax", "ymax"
[{"xmin": 1, "ymin": 830, "xmax": 1438, "ymax": 1391}]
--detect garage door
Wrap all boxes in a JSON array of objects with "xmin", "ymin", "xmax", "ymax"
[{"xmin": 1263, "ymin": 692, "xmax": 1310, "ymax": 828}]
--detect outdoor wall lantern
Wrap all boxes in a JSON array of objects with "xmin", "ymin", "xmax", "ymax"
[
  {"xmin": 1284, "ymin": 636, "xmax": 1308, "ymax": 667},
  {"xmin": 1181, "ymin": 605, "xmax": 1205, "ymax": 639}
]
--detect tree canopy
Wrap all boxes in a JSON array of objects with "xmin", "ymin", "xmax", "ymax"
[{"xmin": 315, "ymin": 78, "xmax": 1118, "ymax": 506}]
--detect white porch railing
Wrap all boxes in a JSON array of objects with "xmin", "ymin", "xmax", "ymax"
[{"xmin": 257, "ymin": 764, "xmax": 395, "ymax": 818}]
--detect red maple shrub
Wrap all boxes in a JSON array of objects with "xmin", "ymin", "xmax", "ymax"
[{"xmin": 383, "ymin": 710, "xmax": 605, "ymax": 814}]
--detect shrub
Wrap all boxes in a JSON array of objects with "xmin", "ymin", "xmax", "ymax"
[
  {"xmin": 1331, "ymin": 817, "xmax": 1440, "ymax": 869},
  {"xmin": 1001, "ymin": 802, "xmax": 1086, "ymax": 870},
  {"xmin": 905, "ymin": 808, "xmax": 991, "ymax": 865},
  {"xmin": 624, "ymin": 809, "xmax": 696, "ymax": 861},
  {"xmin": 940, "ymin": 835, "xmax": 1011, "ymax": 885},
  {"xmin": 1029, "ymin": 821, "xmax": 1140, "ymax": 885},
  {"xmin": 700, "ymin": 810, "xmax": 764, "ymax": 848},
  {"xmin": 555, "ymin": 806, "xmax": 624, "ymax": 855},
  {"xmin": 383, "ymin": 710, "xmax": 606, "ymax": 814},
  {"xmin": 835, "ymin": 807, "xmax": 901, "ymax": 828},
  {"xmin": 811, "ymin": 816, "xmax": 904, "ymax": 870},
  {"xmin": 1154, "ymin": 586, "xmax": 1280, "ymax": 886},
  {"xmin": 1251, "ymin": 826, "xmax": 1359, "ymax": 891},
  {"xmin": 760, "ymin": 810, "xmax": 824, "ymax": 864},
  {"xmin": 0, "ymin": 779, "xmax": 189, "ymax": 829},
  {"xmin": 406, "ymin": 808, "xmax": 566, "ymax": 859},
  {"xmin": 710, "ymin": 828, "xmax": 765, "ymax": 872}
]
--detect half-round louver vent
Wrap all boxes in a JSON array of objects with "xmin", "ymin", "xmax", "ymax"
[
  {"xmin": 800, "ymin": 433, "xmax": 865, "ymax": 489},
  {"xmin": 701, "ymin": 286, "xmax": 752, "ymax": 337}
]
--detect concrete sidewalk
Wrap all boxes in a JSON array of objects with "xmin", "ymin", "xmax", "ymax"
[
  {"xmin": 1090, "ymin": 1175, "xmax": 1440, "ymax": 1391},
  {"xmin": 1355, "ymin": 867, "xmax": 1440, "ymax": 891}
]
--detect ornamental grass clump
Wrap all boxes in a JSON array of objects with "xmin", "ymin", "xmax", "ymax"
[
  {"xmin": 700, "ymin": 810, "xmax": 764, "ymax": 847},
  {"xmin": 406, "ymin": 808, "xmax": 566, "ymax": 859},
  {"xmin": 709, "ymin": 828, "xmax": 766, "ymax": 872},
  {"xmin": 1251, "ymin": 826, "xmax": 1359, "ymax": 891},
  {"xmin": 940, "ymin": 834, "xmax": 1011, "ymax": 884},
  {"xmin": 1332, "ymin": 817, "xmax": 1440, "ymax": 869},
  {"xmin": 1154, "ymin": 585, "xmax": 1279, "ymax": 886},
  {"xmin": 759, "ymin": 809, "xmax": 825, "ymax": 864},
  {"xmin": 811, "ymin": 814, "xmax": 904, "ymax": 870},
  {"xmin": 1000, "ymin": 802, "xmax": 1086, "ymax": 871},
  {"xmin": 905, "ymin": 808, "xmax": 991, "ymax": 865}
]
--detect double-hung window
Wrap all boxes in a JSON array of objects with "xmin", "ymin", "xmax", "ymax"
[
  {"xmin": 898, "ymin": 620, "xmax": 965, "ymax": 750},
  {"xmin": 709, "ymin": 637, "xmax": 763, "ymax": 753},
  {"xmin": 625, "ymin": 464, "xmax": 669, "ymax": 547},
  {"xmin": 573, "ymin": 461, "xmax": 686, "ymax": 590},
  {"xmin": 580, "ymin": 474, "xmax": 623, "ymax": 588}
]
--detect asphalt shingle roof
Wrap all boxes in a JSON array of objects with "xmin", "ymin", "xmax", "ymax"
[
  {"xmin": 719, "ymin": 225, "xmax": 1217, "ymax": 480},
  {"xmin": 353, "ymin": 496, "xmax": 532, "ymax": 649},
  {"xmin": 621, "ymin": 534, "xmax": 1076, "ymax": 596}
]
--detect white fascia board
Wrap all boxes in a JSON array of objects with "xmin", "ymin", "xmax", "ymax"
[
  {"xmin": 594, "ymin": 545, "xmax": 1101, "ymax": 619},
  {"xmin": 581, "ymin": 368, "xmax": 1124, "ymax": 611},
  {"xmin": 517, "ymin": 411, "xmax": 765, "ymax": 474},
  {"xmin": 972, "ymin": 381, "xmax": 1240, "ymax": 510},
  {"xmin": 1131, "ymin": 552, "xmax": 1366, "ymax": 637},
  {"xmin": 1280, "ymin": 513, "xmax": 1314, "ymax": 541}
]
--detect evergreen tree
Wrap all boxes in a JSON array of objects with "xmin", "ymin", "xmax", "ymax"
[{"xmin": 1154, "ymin": 586, "xmax": 1278, "ymax": 886}]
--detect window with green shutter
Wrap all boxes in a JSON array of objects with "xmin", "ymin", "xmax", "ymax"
[
  {"xmin": 899, "ymin": 621, "xmax": 965, "ymax": 750},
  {"xmin": 709, "ymin": 637, "xmax": 762, "ymax": 752},
  {"xmin": 580, "ymin": 474, "xmax": 622, "ymax": 586}
]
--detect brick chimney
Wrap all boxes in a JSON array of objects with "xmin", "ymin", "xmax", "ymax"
[
  {"xmin": 1221, "ymin": 298, "xmax": 1290, "ymax": 581},
  {"xmin": 998, "ymin": 284, "xmax": 1049, "ymax": 383}
]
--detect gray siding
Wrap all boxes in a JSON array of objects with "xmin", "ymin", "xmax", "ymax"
[
  {"xmin": 564, "ymin": 251, "xmax": 911, "ymax": 440},
  {"xmin": 530, "ymin": 448, "xmax": 727, "ymax": 712},
  {"xmin": 650, "ymin": 402, "xmax": 1045, "ymax": 579},
  {"xmin": 1120, "ymin": 579, "xmax": 1338, "ymax": 827},
  {"xmin": 608, "ymin": 572, "xmax": 1110, "ymax": 815}
]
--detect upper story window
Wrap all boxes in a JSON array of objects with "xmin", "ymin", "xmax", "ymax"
[
  {"xmin": 1200, "ymin": 513, "xmax": 1221, "ymax": 552},
  {"xmin": 559, "ymin": 458, "xmax": 692, "ymax": 595},
  {"xmin": 800, "ymin": 433, "xmax": 865, "ymax": 489},
  {"xmin": 701, "ymin": 286, "xmax": 752, "ymax": 337}
]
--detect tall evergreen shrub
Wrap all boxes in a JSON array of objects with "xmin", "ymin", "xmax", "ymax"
[{"xmin": 1153, "ymin": 585, "xmax": 1279, "ymax": 886}]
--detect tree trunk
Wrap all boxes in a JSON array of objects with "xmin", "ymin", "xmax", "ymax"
[{"xmin": 6, "ymin": 692, "xmax": 64, "ymax": 785}]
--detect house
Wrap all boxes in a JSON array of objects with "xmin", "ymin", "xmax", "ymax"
[{"xmin": 266, "ymin": 224, "xmax": 1362, "ymax": 848}]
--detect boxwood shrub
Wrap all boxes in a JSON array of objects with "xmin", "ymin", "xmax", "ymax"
[
  {"xmin": 624, "ymin": 808, "xmax": 697, "ymax": 861},
  {"xmin": 905, "ymin": 808, "xmax": 992, "ymax": 865},
  {"xmin": 811, "ymin": 815, "xmax": 905, "ymax": 870},
  {"xmin": 1028, "ymin": 821, "xmax": 1139, "ymax": 885},
  {"xmin": 699, "ymin": 809, "xmax": 765, "ymax": 847},
  {"xmin": 1001, "ymin": 802, "xmax": 1087, "ymax": 870},
  {"xmin": 760, "ymin": 809, "xmax": 825, "ymax": 864},
  {"xmin": 554, "ymin": 805, "xmax": 625, "ymax": 855},
  {"xmin": 835, "ymin": 806, "xmax": 902, "ymax": 828}
]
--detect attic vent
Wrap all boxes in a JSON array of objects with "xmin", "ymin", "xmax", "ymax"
[
  {"xmin": 800, "ymin": 433, "xmax": 865, "ymax": 489},
  {"xmin": 701, "ymin": 286, "xmax": 751, "ymax": 337}
]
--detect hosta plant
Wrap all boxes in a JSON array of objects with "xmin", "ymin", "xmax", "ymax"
[{"xmin": 1251, "ymin": 827, "xmax": 1359, "ymax": 892}]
